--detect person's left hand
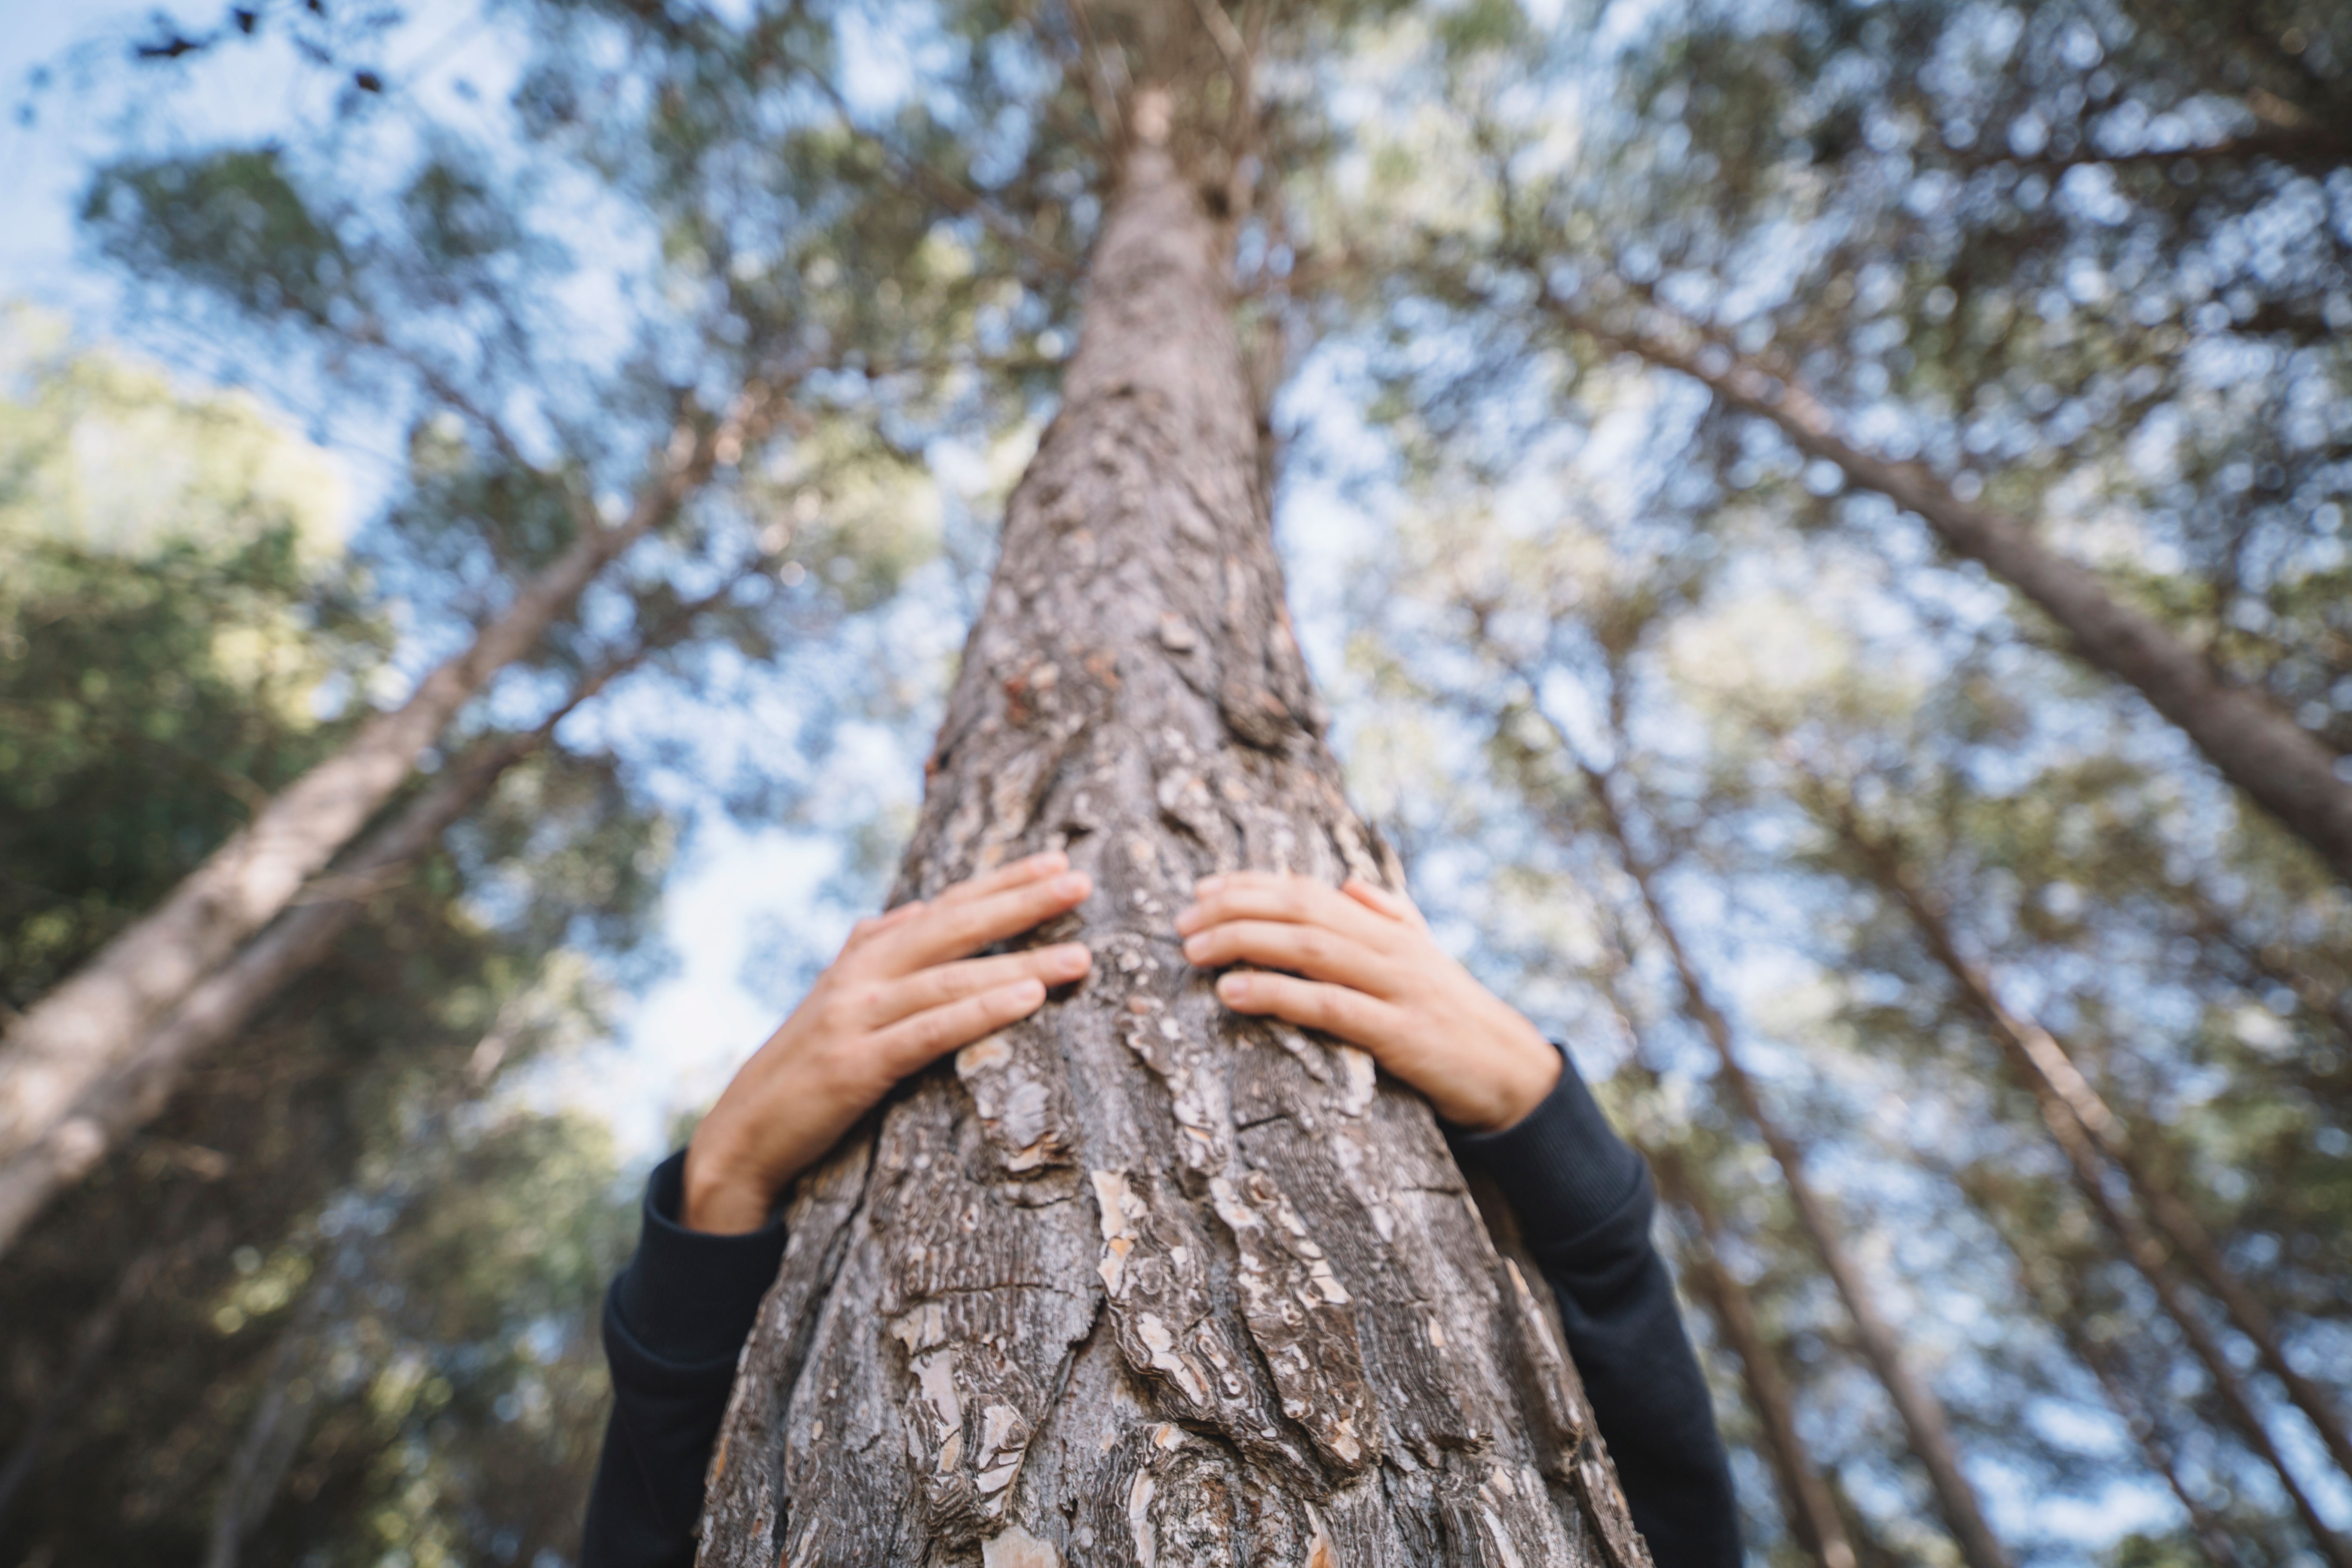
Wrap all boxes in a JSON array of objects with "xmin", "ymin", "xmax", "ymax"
[{"xmin": 1174, "ymin": 871, "xmax": 1561, "ymax": 1132}]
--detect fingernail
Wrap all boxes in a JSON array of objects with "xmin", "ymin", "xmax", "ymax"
[
  {"xmin": 1029, "ymin": 849, "xmax": 1067, "ymax": 870},
  {"xmin": 1054, "ymin": 872, "xmax": 1090, "ymax": 897},
  {"xmin": 1052, "ymin": 942, "xmax": 1092, "ymax": 972},
  {"xmin": 1173, "ymin": 905, "xmax": 1200, "ymax": 934},
  {"xmin": 1194, "ymin": 875, "xmax": 1225, "ymax": 894},
  {"xmin": 1015, "ymin": 978, "xmax": 1047, "ymax": 1003},
  {"xmin": 1182, "ymin": 935, "xmax": 1207, "ymax": 962},
  {"xmin": 1216, "ymin": 973, "xmax": 1251, "ymax": 1002}
]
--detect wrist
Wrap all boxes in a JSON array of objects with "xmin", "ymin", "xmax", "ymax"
[
  {"xmin": 1461, "ymin": 1020, "xmax": 1562, "ymax": 1133},
  {"xmin": 682, "ymin": 1127, "xmax": 781, "ymax": 1234}
]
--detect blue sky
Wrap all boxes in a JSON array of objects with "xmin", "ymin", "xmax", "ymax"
[
  {"xmin": 13, "ymin": 3, "xmax": 2339, "ymax": 1551},
  {"xmin": 0, "ymin": 0, "xmax": 1396, "ymax": 1162}
]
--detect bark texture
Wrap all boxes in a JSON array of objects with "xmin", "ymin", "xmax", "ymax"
[
  {"xmin": 697, "ymin": 143, "xmax": 1650, "ymax": 1568},
  {"xmin": 0, "ymin": 392, "xmax": 779, "ymax": 1173},
  {"xmin": 1547, "ymin": 300, "xmax": 2352, "ymax": 886}
]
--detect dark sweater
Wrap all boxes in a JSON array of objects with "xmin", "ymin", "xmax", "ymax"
[{"xmin": 581, "ymin": 1048, "xmax": 1740, "ymax": 1568}]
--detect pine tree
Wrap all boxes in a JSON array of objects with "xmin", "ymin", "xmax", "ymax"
[{"xmin": 695, "ymin": 43, "xmax": 1651, "ymax": 1568}]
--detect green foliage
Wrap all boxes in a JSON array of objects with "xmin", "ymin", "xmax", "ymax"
[
  {"xmin": 0, "ymin": 310, "xmax": 377, "ymax": 1007},
  {"xmin": 10, "ymin": 0, "xmax": 2352, "ymax": 1562},
  {"xmin": 84, "ymin": 148, "xmax": 352, "ymax": 326},
  {"xmin": 0, "ymin": 326, "xmax": 654, "ymax": 1562}
]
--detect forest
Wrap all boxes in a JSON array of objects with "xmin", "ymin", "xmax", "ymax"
[{"xmin": 0, "ymin": 0, "xmax": 2346, "ymax": 1562}]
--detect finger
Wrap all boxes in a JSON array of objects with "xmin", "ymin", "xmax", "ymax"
[
  {"xmin": 871, "ymin": 868, "xmax": 1094, "ymax": 975},
  {"xmin": 930, "ymin": 850, "xmax": 1069, "ymax": 910},
  {"xmin": 872, "ymin": 978, "xmax": 1050, "ymax": 1076},
  {"xmin": 866, "ymin": 943, "xmax": 1093, "ymax": 1026},
  {"xmin": 842, "ymin": 854, "xmax": 1063, "ymax": 960},
  {"xmin": 1341, "ymin": 877, "xmax": 1427, "ymax": 930},
  {"xmin": 1180, "ymin": 919, "xmax": 1393, "ymax": 997},
  {"xmin": 1214, "ymin": 969, "xmax": 1404, "ymax": 1054},
  {"xmin": 840, "ymin": 897, "xmax": 927, "ymax": 958},
  {"xmin": 1176, "ymin": 873, "xmax": 1396, "ymax": 949}
]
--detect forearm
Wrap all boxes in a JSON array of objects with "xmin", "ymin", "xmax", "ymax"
[
  {"xmin": 1450, "ymin": 1045, "xmax": 1742, "ymax": 1568},
  {"xmin": 582, "ymin": 1152, "xmax": 787, "ymax": 1568}
]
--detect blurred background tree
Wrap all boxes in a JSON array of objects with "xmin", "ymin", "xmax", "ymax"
[{"xmin": 0, "ymin": 0, "xmax": 2347, "ymax": 1563}]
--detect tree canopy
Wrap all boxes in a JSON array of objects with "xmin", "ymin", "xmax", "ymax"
[{"xmin": 1, "ymin": 0, "xmax": 2346, "ymax": 1562}]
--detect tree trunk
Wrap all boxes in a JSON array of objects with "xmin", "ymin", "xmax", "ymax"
[
  {"xmin": 0, "ymin": 392, "xmax": 779, "ymax": 1170},
  {"xmin": 1589, "ymin": 965, "xmax": 1854, "ymax": 1568},
  {"xmin": 1819, "ymin": 808, "xmax": 2352, "ymax": 1565},
  {"xmin": 1828, "ymin": 801, "xmax": 2352, "ymax": 1490},
  {"xmin": 0, "ymin": 727, "xmax": 524, "ymax": 1257},
  {"xmin": 1530, "ymin": 718, "xmax": 2010, "ymax": 1568},
  {"xmin": 695, "ymin": 126, "xmax": 1650, "ymax": 1568},
  {"xmin": 1974, "ymin": 1185, "xmax": 2244, "ymax": 1568},
  {"xmin": 1540, "ymin": 295, "xmax": 2352, "ymax": 885},
  {"xmin": 1621, "ymin": 897, "xmax": 2008, "ymax": 1568},
  {"xmin": 0, "ymin": 570, "xmax": 753, "ymax": 1258},
  {"xmin": 1651, "ymin": 1149, "xmax": 1856, "ymax": 1568}
]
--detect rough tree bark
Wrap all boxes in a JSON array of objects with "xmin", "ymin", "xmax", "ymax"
[
  {"xmin": 1529, "ymin": 292, "xmax": 2352, "ymax": 886},
  {"xmin": 0, "ymin": 388, "xmax": 786, "ymax": 1173},
  {"xmin": 695, "ymin": 116, "xmax": 1653, "ymax": 1568}
]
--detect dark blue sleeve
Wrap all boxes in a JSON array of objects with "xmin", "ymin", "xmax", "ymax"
[
  {"xmin": 1452, "ymin": 1045, "xmax": 1742, "ymax": 1568},
  {"xmin": 581, "ymin": 1151, "xmax": 787, "ymax": 1568}
]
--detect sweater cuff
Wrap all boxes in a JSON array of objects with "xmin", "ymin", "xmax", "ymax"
[
  {"xmin": 610, "ymin": 1149, "xmax": 790, "ymax": 1369},
  {"xmin": 1449, "ymin": 1042, "xmax": 1646, "ymax": 1250}
]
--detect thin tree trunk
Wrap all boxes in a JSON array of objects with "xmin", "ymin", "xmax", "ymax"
[
  {"xmin": 2061, "ymin": 1324, "xmax": 2243, "ymax": 1568},
  {"xmin": 2024, "ymin": 1077, "xmax": 2345, "ymax": 1562},
  {"xmin": 1656, "ymin": 1142, "xmax": 1853, "ymax": 1568},
  {"xmin": 1653, "ymin": 1151, "xmax": 1856, "ymax": 1568},
  {"xmin": 1970, "ymin": 1184, "xmax": 2243, "ymax": 1568},
  {"xmin": 695, "ymin": 115, "xmax": 1648, "ymax": 1568},
  {"xmin": 0, "ymin": 389, "xmax": 784, "ymax": 1168},
  {"xmin": 1537, "ymin": 295, "xmax": 2352, "ymax": 884},
  {"xmin": 204, "ymin": 1271, "xmax": 338, "ymax": 1568},
  {"xmin": 0, "ymin": 573, "xmax": 755, "ymax": 1257},
  {"xmin": 1618, "ymin": 894, "xmax": 2007, "ymax": 1568},
  {"xmin": 1829, "ymin": 802, "xmax": 2352, "ymax": 1493},
  {"xmin": 1592, "ymin": 968, "xmax": 1857, "ymax": 1568},
  {"xmin": 1525, "ymin": 710, "xmax": 2011, "ymax": 1568}
]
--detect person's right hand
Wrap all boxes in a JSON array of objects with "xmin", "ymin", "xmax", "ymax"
[{"xmin": 681, "ymin": 851, "xmax": 1094, "ymax": 1233}]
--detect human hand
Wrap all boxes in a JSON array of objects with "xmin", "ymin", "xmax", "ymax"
[
  {"xmin": 1174, "ymin": 871, "xmax": 1561, "ymax": 1132},
  {"xmin": 681, "ymin": 851, "xmax": 1095, "ymax": 1233}
]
